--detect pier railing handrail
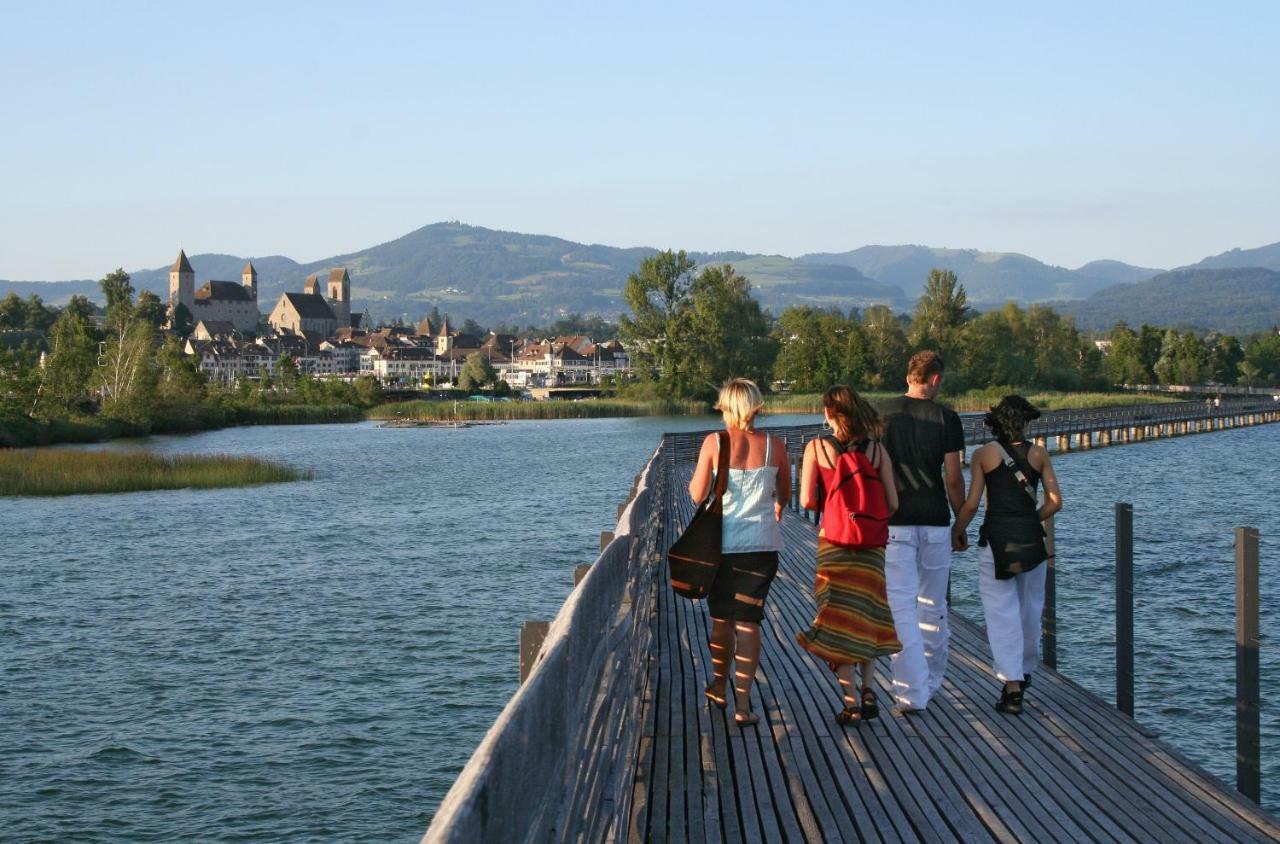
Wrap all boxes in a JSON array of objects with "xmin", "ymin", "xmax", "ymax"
[
  {"xmin": 661, "ymin": 397, "xmax": 1277, "ymax": 464},
  {"xmin": 424, "ymin": 446, "xmax": 666, "ymax": 843}
]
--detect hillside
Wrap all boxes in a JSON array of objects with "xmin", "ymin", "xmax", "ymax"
[
  {"xmin": 1056, "ymin": 268, "xmax": 1280, "ymax": 333},
  {"xmin": 798, "ymin": 245, "xmax": 1161, "ymax": 302},
  {"xmin": 1180, "ymin": 240, "xmax": 1280, "ymax": 272},
  {"xmin": 3, "ymin": 223, "xmax": 906, "ymax": 324}
]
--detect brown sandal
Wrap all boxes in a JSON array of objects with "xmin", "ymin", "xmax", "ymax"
[
  {"xmin": 704, "ymin": 681, "xmax": 728, "ymax": 710},
  {"xmin": 836, "ymin": 705, "xmax": 862, "ymax": 727}
]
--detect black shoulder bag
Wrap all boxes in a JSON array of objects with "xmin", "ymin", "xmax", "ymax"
[
  {"xmin": 981, "ymin": 442, "xmax": 1050, "ymax": 580},
  {"xmin": 668, "ymin": 432, "xmax": 730, "ymax": 599}
]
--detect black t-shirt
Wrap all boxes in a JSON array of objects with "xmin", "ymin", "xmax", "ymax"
[{"xmin": 879, "ymin": 395, "xmax": 965, "ymax": 526}]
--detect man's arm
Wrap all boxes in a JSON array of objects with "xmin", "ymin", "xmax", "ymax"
[{"xmin": 944, "ymin": 450, "xmax": 965, "ymax": 517}]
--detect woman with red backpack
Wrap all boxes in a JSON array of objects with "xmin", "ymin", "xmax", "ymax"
[{"xmin": 796, "ymin": 385, "xmax": 903, "ymax": 725}]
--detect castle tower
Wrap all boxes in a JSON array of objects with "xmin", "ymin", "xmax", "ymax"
[
  {"xmin": 327, "ymin": 267, "xmax": 351, "ymax": 328},
  {"xmin": 435, "ymin": 315, "xmax": 452, "ymax": 355},
  {"xmin": 241, "ymin": 260, "xmax": 258, "ymax": 299},
  {"xmin": 169, "ymin": 249, "xmax": 195, "ymax": 317}
]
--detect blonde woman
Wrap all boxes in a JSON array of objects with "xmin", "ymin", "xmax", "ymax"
[{"xmin": 688, "ymin": 378, "xmax": 790, "ymax": 726}]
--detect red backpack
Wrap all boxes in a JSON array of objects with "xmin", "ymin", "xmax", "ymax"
[{"xmin": 816, "ymin": 436, "xmax": 891, "ymax": 549}]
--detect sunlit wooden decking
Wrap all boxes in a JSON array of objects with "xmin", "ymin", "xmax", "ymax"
[{"xmin": 627, "ymin": 471, "xmax": 1278, "ymax": 842}]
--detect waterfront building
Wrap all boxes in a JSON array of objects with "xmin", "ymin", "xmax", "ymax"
[{"xmin": 168, "ymin": 252, "xmax": 260, "ymax": 334}]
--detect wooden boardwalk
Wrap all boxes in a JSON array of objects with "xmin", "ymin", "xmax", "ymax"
[{"xmin": 629, "ymin": 467, "xmax": 1279, "ymax": 843}]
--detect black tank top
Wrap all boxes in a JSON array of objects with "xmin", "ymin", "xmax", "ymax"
[{"xmin": 982, "ymin": 441, "xmax": 1042, "ymax": 538}]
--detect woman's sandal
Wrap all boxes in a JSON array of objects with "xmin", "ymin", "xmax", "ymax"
[
  {"xmin": 860, "ymin": 687, "xmax": 880, "ymax": 721},
  {"xmin": 995, "ymin": 685, "xmax": 1024, "ymax": 715},
  {"xmin": 734, "ymin": 709, "xmax": 759, "ymax": 727},
  {"xmin": 835, "ymin": 705, "xmax": 862, "ymax": 727},
  {"xmin": 704, "ymin": 681, "xmax": 728, "ymax": 710}
]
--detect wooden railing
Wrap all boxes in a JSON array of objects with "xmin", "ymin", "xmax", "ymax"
[{"xmin": 423, "ymin": 447, "xmax": 666, "ymax": 843}]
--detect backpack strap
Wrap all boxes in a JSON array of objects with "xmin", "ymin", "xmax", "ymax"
[
  {"xmin": 995, "ymin": 441, "xmax": 1037, "ymax": 504},
  {"xmin": 712, "ymin": 431, "xmax": 731, "ymax": 500}
]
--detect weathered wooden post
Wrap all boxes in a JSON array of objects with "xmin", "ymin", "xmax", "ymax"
[
  {"xmin": 1116, "ymin": 502, "xmax": 1135, "ymax": 716},
  {"xmin": 520, "ymin": 620, "xmax": 551, "ymax": 682},
  {"xmin": 1042, "ymin": 516, "xmax": 1057, "ymax": 669},
  {"xmin": 1235, "ymin": 526, "xmax": 1261, "ymax": 802},
  {"xmin": 600, "ymin": 531, "xmax": 614, "ymax": 551},
  {"xmin": 574, "ymin": 564, "xmax": 592, "ymax": 586},
  {"xmin": 792, "ymin": 458, "xmax": 800, "ymax": 512}
]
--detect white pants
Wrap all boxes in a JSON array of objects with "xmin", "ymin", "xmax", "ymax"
[
  {"xmin": 884, "ymin": 525, "xmax": 952, "ymax": 709},
  {"xmin": 977, "ymin": 544, "xmax": 1046, "ymax": 683}
]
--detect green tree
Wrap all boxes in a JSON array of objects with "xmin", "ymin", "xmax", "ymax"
[
  {"xmin": 96, "ymin": 319, "xmax": 157, "ymax": 423},
  {"xmin": 458, "ymin": 350, "xmax": 498, "ymax": 392},
  {"xmin": 910, "ymin": 268, "xmax": 971, "ymax": 357},
  {"xmin": 0, "ymin": 344, "xmax": 41, "ymax": 418},
  {"xmin": 38, "ymin": 308, "xmax": 97, "ymax": 413},
  {"xmin": 861, "ymin": 305, "xmax": 909, "ymax": 389},
  {"xmin": 171, "ymin": 302, "xmax": 194, "ymax": 337},
  {"xmin": 99, "ymin": 268, "xmax": 135, "ymax": 332},
  {"xmin": 618, "ymin": 250, "xmax": 698, "ymax": 389},
  {"xmin": 277, "ymin": 355, "xmax": 300, "ymax": 391},
  {"xmin": 1103, "ymin": 322, "xmax": 1148, "ymax": 386},
  {"xmin": 1209, "ymin": 335, "xmax": 1244, "ymax": 384},
  {"xmin": 23, "ymin": 294, "xmax": 56, "ymax": 332},
  {"xmin": 960, "ymin": 309, "xmax": 1030, "ymax": 388},
  {"xmin": 135, "ymin": 290, "xmax": 169, "ymax": 329},
  {"xmin": 1243, "ymin": 333, "xmax": 1280, "ymax": 384},
  {"xmin": 0, "ymin": 293, "xmax": 29, "ymax": 331},
  {"xmin": 773, "ymin": 307, "xmax": 868, "ymax": 391},
  {"xmin": 673, "ymin": 264, "xmax": 775, "ymax": 397},
  {"xmin": 62, "ymin": 295, "xmax": 96, "ymax": 323},
  {"xmin": 1137, "ymin": 324, "xmax": 1163, "ymax": 381},
  {"xmin": 354, "ymin": 375, "xmax": 384, "ymax": 406}
]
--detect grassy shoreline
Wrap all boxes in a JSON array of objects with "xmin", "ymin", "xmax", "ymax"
[
  {"xmin": 2, "ymin": 390, "xmax": 1178, "ymax": 448},
  {"xmin": 0, "ymin": 449, "xmax": 312, "ymax": 497},
  {"xmin": 367, "ymin": 397, "xmax": 710, "ymax": 421}
]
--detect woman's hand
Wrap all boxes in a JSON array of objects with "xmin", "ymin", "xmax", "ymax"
[
  {"xmin": 775, "ymin": 502, "xmax": 784, "ymax": 522},
  {"xmin": 951, "ymin": 523, "xmax": 969, "ymax": 552}
]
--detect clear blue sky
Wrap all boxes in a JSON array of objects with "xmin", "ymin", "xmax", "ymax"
[{"xmin": 2, "ymin": 1, "xmax": 1277, "ymax": 279}]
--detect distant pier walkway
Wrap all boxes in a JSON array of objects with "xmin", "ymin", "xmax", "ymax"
[{"xmin": 425, "ymin": 399, "xmax": 1280, "ymax": 843}]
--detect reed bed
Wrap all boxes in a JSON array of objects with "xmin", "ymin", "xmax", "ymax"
[
  {"xmin": 0, "ymin": 449, "xmax": 312, "ymax": 497},
  {"xmin": 368, "ymin": 398, "xmax": 710, "ymax": 421},
  {"xmin": 226, "ymin": 403, "xmax": 367, "ymax": 426},
  {"xmin": 763, "ymin": 390, "xmax": 1177, "ymax": 415}
]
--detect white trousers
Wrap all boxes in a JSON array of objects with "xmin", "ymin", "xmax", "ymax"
[
  {"xmin": 977, "ymin": 544, "xmax": 1046, "ymax": 683},
  {"xmin": 884, "ymin": 525, "xmax": 952, "ymax": 709}
]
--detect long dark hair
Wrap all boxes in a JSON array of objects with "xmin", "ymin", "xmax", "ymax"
[
  {"xmin": 822, "ymin": 384, "xmax": 881, "ymax": 442},
  {"xmin": 984, "ymin": 395, "xmax": 1041, "ymax": 443}
]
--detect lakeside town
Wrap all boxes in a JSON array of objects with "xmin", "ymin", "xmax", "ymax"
[{"xmin": 166, "ymin": 251, "xmax": 631, "ymax": 391}]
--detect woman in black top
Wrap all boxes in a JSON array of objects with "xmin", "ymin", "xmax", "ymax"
[{"xmin": 952, "ymin": 396, "xmax": 1062, "ymax": 714}]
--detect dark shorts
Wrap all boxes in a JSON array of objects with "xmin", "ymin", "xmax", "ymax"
[{"xmin": 708, "ymin": 551, "xmax": 780, "ymax": 624}]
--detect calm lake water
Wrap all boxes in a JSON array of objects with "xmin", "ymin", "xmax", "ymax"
[{"xmin": 2, "ymin": 415, "xmax": 1276, "ymax": 841}]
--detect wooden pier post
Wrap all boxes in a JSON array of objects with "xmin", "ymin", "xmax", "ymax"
[
  {"xmin": 520, "ymin": 620, "xmax": 551, "ymax": 683},
  {"xmin": 1235, "ymin": 526, "xmax": 1261, "ymax": 802},
  {"xmin": 1116, "ymin": 502, "xmax": 1135, "ymax": 717},
  {"xmin": 1042, "ymin": 517, "xmax": 1057, "ymax": 670},
  {"xmin": 574, "ymin": 564, "xmax": 592, "ymax": 586},
  {"xmin": 601, "ymin": 531, "xmax": 614, "ymax": 551}
]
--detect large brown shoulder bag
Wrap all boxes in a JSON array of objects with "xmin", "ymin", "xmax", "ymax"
[{"xmin": 668, "ymin": 431, "xmax": 730, "ymax": 599}]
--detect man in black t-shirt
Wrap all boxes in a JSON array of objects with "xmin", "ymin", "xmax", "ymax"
[{"xmin": 879, "ymin": 351, "xmax": 966, "ymax": 711}]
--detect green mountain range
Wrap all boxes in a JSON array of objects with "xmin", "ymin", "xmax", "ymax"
[
  {"xmin": 1056, "ymin": 268, "xmax": 1280, "ymax": 333},
  {"xmin": 2, "ymin": 223, "xmax": 1278, "ymax": 332},
  {"xmin": 798, "ymin": 245, "xmax": 1163, "ymax": 302}
]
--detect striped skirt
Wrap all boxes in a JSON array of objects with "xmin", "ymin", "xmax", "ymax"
[{"xmin": 795, "ymin": 539, "xmax": 902, "ymax": 664}]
